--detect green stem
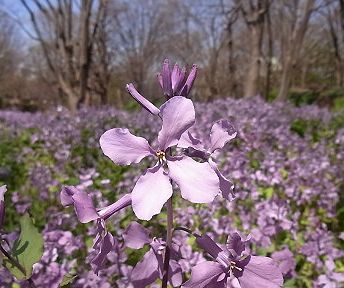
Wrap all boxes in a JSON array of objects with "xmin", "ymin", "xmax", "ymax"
[
  {"xmin": 0, "ymin": 243, "xmax": 37, "ymax": 288},
  {"xmin": 161, "ymin": 197, "xmax": 173, "ymax": 288},
  {"xmin": 173, "ymin": 226, "xmax": 200, "ymax": 237}
]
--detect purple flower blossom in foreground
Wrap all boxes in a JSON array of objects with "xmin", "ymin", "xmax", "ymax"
[
  {"xmin": 0, "ymin": 185, "xmax": 6, "ymax": 229},
  {"xmin": 60, "ymin": 186, "xmax": 131, "ymax": 273},
  {"xmin": 100, "ymin": 96, "xmax": 220, "ymax": 220},
  {"xmin": 179, "ymin": 120, "xmax": 237, "ymax": 201},
  {"xmin": 183, "ymin": 232, "xmax": 283, "ymax": 288},
  {"xmin": 123, "ymin": 222, "xmax": 182, "ymax": 288}
]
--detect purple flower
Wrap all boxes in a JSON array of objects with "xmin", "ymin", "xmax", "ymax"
[
  {"xmin": 271, "ymin": 248, "xmax": 295, "ymax": 276},
  {"xmin": 60, "ymin": 186, "xmax": 131, "ymax": 273},
  {"xmin": 183, "ymin": 232, "xmax": 283, "ymax": 288},
  {"xmin": 178, "ymin": 119, "xmax": 237, "ymax": 201},
  {"xmin": 123, "ymin": 222, "xmax": 182, "ymax": 288},
  {"xmin": 0, "ymin": 185, "xmax": 6, "ymax": 229},
  {"xmin": 157, "ymin": 59, "xmax": 197, "ymax": 98},
  {"xmin": 126, "ymin": 59, "xmax": 197, "ymax": 115},
  {"xmin": 100, "ymin": 96, "xmax": 220, "ymax": 220}
]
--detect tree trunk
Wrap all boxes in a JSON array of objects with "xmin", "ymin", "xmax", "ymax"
[
  {"xmin": 264, "ymin": 5, "xmax": 273, "ymax": 100},
  {"xmin": 278, "ymin": 54, "xmax": 293, "ymax": 101},
  {"xmin": 245, "ymin": 27, "xmax": 263, "ymax": 97},
  {"xmin": 277, "ymin": 0, "xmax": 314, "ymax": 101},
  {"xmin": 238, "ymin": 0, "xmax": 269, "ymax": 97},
  {"xmin": 79, "ymin": 0, "xmax": 93, "ymax": 108}
]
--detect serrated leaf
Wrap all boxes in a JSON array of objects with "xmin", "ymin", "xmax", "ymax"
[{"xmin": 4, "ymin": 214, "xmax": 43, "ymax": 280}]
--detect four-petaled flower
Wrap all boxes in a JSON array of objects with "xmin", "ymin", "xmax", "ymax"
[
  {"xmin": 123, "ymin": 221, "xmax": 182, "ymax": 288},
  {"xmin": 60, "ymin": 186, "xmax": 131, "ymax": 274},
  {"xmin": 183, "ymin": 232, "xmax": 283, "ymax": 288},
  {"xmin": 100, "ymin": 96, "xmax": 220, "ymax": 220}
]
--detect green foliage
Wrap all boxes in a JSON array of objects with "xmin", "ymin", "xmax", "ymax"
[
  {"xmin": 290, "ymin": 119, "xmax": 308, "ymax": 138},
  {"xmin": 319, "ymin": 87, "xmax": 344, "ymax": 108},
  {"xmin": 334, "ymin": 97, "xmax": 344, "ymax": 112},
  {"xmin": 247, "ymin": 149, "xmax": 264, "ymax": 170},
  {"xmin": 4, "ymin": 214, "xmax": 44, "ymax": 280},
  {"xmin": 59, "ymin": 272, "xmax": 77, "ymax": 287},
  {"xmin": 0, "ymin": 129, "xmax": 30, "ymax": 189},
  {"xmin": 258, "ymin": 186, "xmax": 274, "ymax": 199},
  {"xmin": 266, "ymin": 88, "xmax": 278, "ymax": 102},
  {"xmin": 290, "ymin": 118, "xmax": 324, "ymax": 142},
  {"xmin": 288, "ymin": 88, "xmax": 319, "ymax": 107}
]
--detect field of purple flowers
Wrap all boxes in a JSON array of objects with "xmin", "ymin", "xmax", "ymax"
[{"xmin": 0, "ymin": 97, "xmax": 343, "ymax": 287}]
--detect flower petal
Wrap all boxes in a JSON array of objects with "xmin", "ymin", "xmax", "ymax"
[
  {"xmin": 131, "ymin": 248, "xmax": 160, "ymax": 288},
  {"xmin": 179, "ymin": 64, "xmax": 197, "ymax": 97},
  {"xmin": 236, "ymin": 256, "xmax": 283, "ymax": 288},
  {"xmin": 271, "ymin": 248, "xmax": 295, "ymax": 275},
  {"xmin": 127, "ymin": 83, "xmax": 160, "ymax": 115},
  {"xmin": 171, "ymin": 64, "xmax": 186, "ymax": 94},
  {"xmin": 161, "ymin": 59, "xmax": 173, "ymax": 97},
  {"xmin": 60, "ymin": 186, "xmax": 99, "ymax": 223},
  {"xmin": 97, "ymin": 194, "xmax": 132, "ymax": 220},
  {"xmin": 226, "ymin": 232, "xmax": 247, "ymax": 258},
  {"xmin": 168, "ymin": 156, "xmax": 219, "ymax": 203},
  {"xmin": 131, "ymin": 165, "xmax": 173, "ymax": 220},
  {"xmin": 178, "ymin": 130, "xmax": 204, "ymax": 150},
  {"xmin": 196, "ymin": 234, "xmax": 223, "ymax": 259},
  {"xmin": 158, "ymin": 96, "xmax": 196, "ymax": 151},
  {"xmin": 208, "ymin": 159, "xmax": 235, "ymax": 201},
  {"xmin": 123, "ymin": 221, "xmax": 151, "ymax": 249},
  {"xmin": 169, "ymin": 259, "xmax": 183, "ymax": 287},
  {"xmin": 60, "ymin": 185, "xmax": 75, "ymax": 206},
  {"xmin": 209, "ymin": 120, "xmax": 237, "ymax": 153},
  {"xmin": 100, "ymin": 128, "xmax": 154, "ymax": 166},
  {"xmin": 182, "ymin": 261, "xmax": 226, "ymax": 288},
  {"xmin": 91, "ymin": 228, "xmax": 115, "ymax": 275},
  {"xmin": 196, "ymin": 234, "xmax": 232, "ymax": 268}
]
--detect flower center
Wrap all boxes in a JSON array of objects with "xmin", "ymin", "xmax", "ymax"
[
  {"xmin": 156, "ymin": 150, "xmax": 166, "ymax": 163},
  {"xmin": 229, "ymin": 261, "xmax": 242, "ymax": 272}
]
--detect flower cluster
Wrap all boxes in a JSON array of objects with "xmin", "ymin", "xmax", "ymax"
[
  {"xmin": 59, "ymin": 59, "xmax": 284, "ymax": 287},
  {"xmin": 1, "ymin": 92, "xmax": 342, "ymax": 286}
]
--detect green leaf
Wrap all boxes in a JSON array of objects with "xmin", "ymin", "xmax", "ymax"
[
  {"xmin": 59, "ymin": 272, "xmax": 77, "ymax": 287},
  {"xmin": 258, "ymin": 186, "xmax": 274, "ymax": 199},
  {"xmin": 4, "ymin": 214, "xmax": 44, "ymax": 280}
]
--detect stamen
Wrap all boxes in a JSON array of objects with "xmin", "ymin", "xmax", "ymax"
[
  {"xmin": 156, "ymin": 150, "xmax": 166, "ymax": 163},
  {"xmin": 229, "ymin": 261, "xmax": 242, "ymax": 272}
]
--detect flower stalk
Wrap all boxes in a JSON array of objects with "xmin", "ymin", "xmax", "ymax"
[{"xmin": 162, "ymin": 196, "xmax": 173, "ymax": 288}]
